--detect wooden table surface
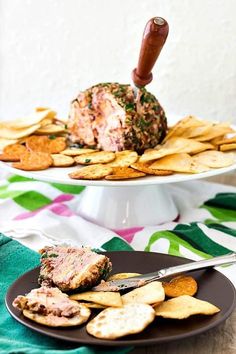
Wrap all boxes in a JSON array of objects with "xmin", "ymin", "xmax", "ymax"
[{"xmin": 133, "ymin": 173, "xmax": 236, "ymax": 354}]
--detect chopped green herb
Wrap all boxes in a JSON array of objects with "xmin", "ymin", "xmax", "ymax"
[
  {"xmin": 125, "ymin": 103, "xmax": 135, "ymax": 112},
  {"xmin": 88, "ymin": 102, "xmax": 93, "ymax": 109},
  {"xmin": 49, "ymin": 253, "xmax": 58, "ymax": 258},
  {"xmin": 41, "ymin": 253, "xmax": 48, "ymax": 259},
  {"xmin": 64, "ymin": 124, "xmax": 68, "ymax": 129},
  {"xmin": 49, "ymin": 135, "xmax": 56, "ymax": 140},
  {"xmin": 85, "ymin": 158, "xmax": 91, "ymax": 163}
]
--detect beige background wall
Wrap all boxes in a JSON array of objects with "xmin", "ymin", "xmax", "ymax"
[{"xmin": 0, "ymin": 0, "xmax": 235, "ymax": 123}]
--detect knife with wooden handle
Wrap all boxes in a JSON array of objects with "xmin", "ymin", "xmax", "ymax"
[
  {"xmin": 92, "ymin": 253, "xmax": 236, "ymax": 292},
  {"xmin": 132, "ymin": 16, "xmax": 169, "ymax": 94}
]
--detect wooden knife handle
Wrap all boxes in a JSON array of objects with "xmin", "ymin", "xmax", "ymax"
[{"xmin": 132, "ymin": 17, "xmax": 169, "ymax": 87}]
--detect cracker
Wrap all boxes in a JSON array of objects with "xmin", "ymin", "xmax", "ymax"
[
  {"xmin": 70, "ymin": 291, "xmax": 122, "ymax": 307},
  {"xmin": 61, "ymin": 148, "xmax": 98, "ymax": 156},
  {"xmin": 36, "ymin": 124, "xmax": 65, "ymax": 135},
  {"xmin": 51, "ymin": 154, "xmax": 74, "ymax": 167},
  {"xmin": 86, "ymin": 303, "xmax": 155, "ymax": 339},
  {"xmin": 107, "ymin": 151, "xmax": 138, "ymax": 167},
  {"xmin": 0, "ymin": 109, "xmax": 56, "ymax": 130},
  {"xmin": 0, "ymin": 138, "xmax": 19, "ymax": 151},
  {"xmin": 105, "ymin": 167, "xmax": 146, "ymax": 180},
  {"xmin": 220, "ymin": 143, "xmax": 236, "ymax": 152},
  {"xmin": 215, "ymin": 136, "xmax": 236, "ymax": 145},
  {"xmin": 69, "ymin": 164, "xmax": 113, "ymax": 180},
  {"xmin": 194, "ymin": 124, "xmax": 234, "ymax": 142},
  {"xmin": 12, "ymin": 151, "xmax": 53, "ymax": 171},
  {"xmin": 192, "ymin": 151, "xmax": 235, "ymax": 168},
  {"xmin": 74, "ymin": 151, "xmax": 115, "ymax": 165},
  {"xmin": 154, "ymin": 295, "xmax": 220, "ymax": 319},
  {"xmin": 150, "ymin": 153, "xmax": 210, "ymax": 173},
  {"xmin": 0, "ymin": 124, "xmax": 41, "ymax": 139},
  {"xmin": 122, "ymin": 281, "xmax": 165, "ymax": 305},
  {"xmin": 131, "ymin": 162, "xmax": 173, "ymax": 176},
  {"xmin": 23, "ymin": 303, "xmax": 91, "ymax": 327},
  {"xmin": 163, "ymin": 276, "xmax": 198, "ymax": 297}
]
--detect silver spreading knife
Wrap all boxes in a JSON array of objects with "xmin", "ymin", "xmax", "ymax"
[
  {"xmin": 92, "ymin": 253, "xmax": 236, "ymax": 292},
  {"xmin": 132, "ymin": 17, "xmax": 169, "ymax": 98}
]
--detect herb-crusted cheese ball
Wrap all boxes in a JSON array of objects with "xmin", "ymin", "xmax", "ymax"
[{"xmin": 68, "ymin": 83, "xmax": 167, "ymax": 153}]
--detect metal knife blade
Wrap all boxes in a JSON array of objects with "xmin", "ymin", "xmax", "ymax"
[{"xmin": 92, "ymin": 253, "xmax": 236, "ymax": 292}]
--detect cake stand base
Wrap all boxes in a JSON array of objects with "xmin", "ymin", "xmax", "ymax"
[{"xmin": 77, "ymin": 185, "xmax": 178, "ymax": 229}]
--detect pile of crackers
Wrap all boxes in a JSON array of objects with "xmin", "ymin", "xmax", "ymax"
[
  {"xmin": 0, "ymin": 111, "xmax": 235, "ymax": 180},
  {"xmin": 70, "ymin": 272, "xmax": 219, "ymax": 339}
]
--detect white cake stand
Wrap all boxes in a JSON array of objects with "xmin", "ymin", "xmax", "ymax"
[{"xmin": 1, "ymin": 158, "xmax": 236, "ymax": 228}]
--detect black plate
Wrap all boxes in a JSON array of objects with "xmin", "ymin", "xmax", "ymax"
[{"xmin": 5, "ymin": 251, "xmax": 236, "ymax": 347}]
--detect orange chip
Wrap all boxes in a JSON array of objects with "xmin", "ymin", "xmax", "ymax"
[
  {"xmin": 26, "ymin": 135, "xmax": 50, "ymax": 152},
  {"xmin": 163, "ymin": 276, "xmax": 198, "ymax": 298},
  {"xmin": 26, "ymin": 135, "xmax": 66, "ymax": 154},
  {"xmin": 0, "ymin": 143, "xmax": 27, "ymax": 162},
  {"xmin": 105, "ymin": 167, "xmax": 146, "ymax": 180},
  {"xmin": 49, "ymin": 137, "xmax": 67, "ymax": 153},
  {"xmin": 12, "ymin": 151, "xmax": 53, "ymax": 171},
  {"xmin": 131, "ymin": 162, "xmax": 173, "ymax": 176}
]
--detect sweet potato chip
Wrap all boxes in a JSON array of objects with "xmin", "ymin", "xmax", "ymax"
[
  {"xmin": 74, "ymin": 151, "xmax": 115, "ymax": 165},
  {"xmin": 70, "ymin": 291, "xmax": 122, "ymax": 307},
  {"xmin": 0, "ymin": 143, "xmax": 27, "ymax": 162},
  {"xmin": 26, "ymin": 136, "xmax": 66, "ymax": 154},
  {"xmin": 220, "ymin": 143, "xmax": 236, "ymax": 152},
  {"xmin": 69, "ymin": 164, "xmax": 113, "ymax": 180},
  {"xmin": 163, "ymin": 276, "xmax": 198, "ymax": 297},
  {"xmin": 12, "ymin": 151, "xmax": 53, "ymax": 171},
  {"xmin": 192, "ymin": 151, "xmax": 235, "ymax": 168},
  {"xmin": 154, "ymin": 295, "xmax": 220, "ymax": 319},
  {"xmin": 51, "ymin": 154, "xmax": 74, "ymax": 167},
  {"xmin": 49, "ymin": 137, "xmax": 67, "ymax": 153},
  {"xmin": 131, "ymin": 162, "xmax": 173, "ymax": 176},
  {"xmin": 105, "ymin": 167, "xmax": 146, "ymax": 180}
]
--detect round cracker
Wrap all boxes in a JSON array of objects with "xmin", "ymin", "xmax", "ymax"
[
  {"xmin": 192, "ymin": 150, "xmax": 235, "ymax": 168},
  {"xmin": 51, "ymin": 154, "xmax": 75, "ymax": 167},
  {"xmin": 86, "ymin": 303, "xmax": 155, "ymax": 339},
  {"xmin": 69, "ymin": 164, "xmax": 113, "ymax": 180},
  {"xmin": 61, "ymin": 148, "xmax": 98, "ymax": 156},
  {"xmin": 107, "ymin": 151, "xmax": 138, "ymax": 167},
  {"xmin": 49, "ymin": 137, "xmax": 67, "ymax": 153},
  {"xmin": 74, "ymin": 151, "xmax": 115, "ymax": 165},
  {"xmin": 12, "ymin": 151, "xmax": 53, "ymax": 171},
  {"xmin": 23, "ymin": 304, "xmax": 91, "ymax": 327}
]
